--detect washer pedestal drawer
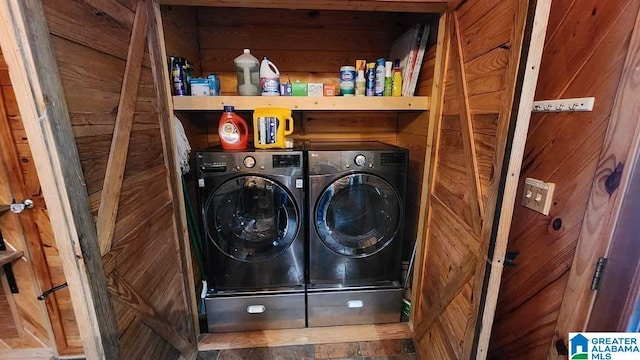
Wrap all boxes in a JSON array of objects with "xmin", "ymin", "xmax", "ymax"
[
  {"xmin": 206, "ymin": 292, "xmax": 306, "ymax": 332},
  {"xmin": 307, "ymin": 287, "xmax": 403, "ymax": 327}
]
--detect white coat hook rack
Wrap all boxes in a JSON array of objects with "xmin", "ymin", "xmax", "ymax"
[{"xmin": 532, "ymin": 97, "xmax": 595, "ymax": 112}]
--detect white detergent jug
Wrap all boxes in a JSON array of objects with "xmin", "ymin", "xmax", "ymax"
[
  {"xmin": 260, "ymin": 57, "xmax": 280, "ymax": 96},
  {"xmin": 234, "ymin": 49, "xmax": 260, "ymax": 96}
]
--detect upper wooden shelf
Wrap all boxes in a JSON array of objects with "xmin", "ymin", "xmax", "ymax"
[{"xmin": 172, "ymin": 96, "xmax": 430, "ymax": 112}]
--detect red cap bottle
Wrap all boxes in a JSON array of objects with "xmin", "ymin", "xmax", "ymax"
[{"xmin": 218, "ymin": 106, "xmax": 249, "ymax": 150}]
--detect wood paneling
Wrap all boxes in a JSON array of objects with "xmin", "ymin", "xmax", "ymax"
[
  {"xmin": 196, "ymin": 7, "xmax": 433, "ymax": 95},
  {"xmin": 0, "ymin": 0, "xmax": 119, "ymax": 356},
  {"xmin": 41, "ymin": 0, "xmax": 197, "ymax": 357},
  {"xmin": 160, "ymin": 6, "xmax": 208, "ymax": 152},
  {"xmin": 161, "ymin": 5, "xmax": 200, "ymax": 75},
  {"xmin": 488, "ymin": 1, "xmax": 640, "ymax": 359},
  {"xmin": 556, "ymin": 0, "xmax": 640, "ymax": 346},
  {"xmin": 0, "ymin": 49, "xmax": 82, "ymax": 355},
  {"xmin": 413, "ymin": 0, "xmax": 547, "ymax": 358}
]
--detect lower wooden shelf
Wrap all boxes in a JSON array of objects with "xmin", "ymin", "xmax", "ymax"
[{"xmin": 198, "ymin": 322, "xmax": 412, "ymax": 350}]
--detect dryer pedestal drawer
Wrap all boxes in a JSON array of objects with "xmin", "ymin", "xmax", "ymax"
[
  {"xmin": 307, "ymin": 288, "xmax": 403, "ymax": 327},
  {"xmin": 206, "ymin": 292, "xmax": 305, "ymax": 332}
]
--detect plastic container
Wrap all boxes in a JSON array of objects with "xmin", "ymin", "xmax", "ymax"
[
  {"xmin": 340, "ymin": 66, "xmax": 356, "ymax": 96},
  {"xmin": 260, "ymin": 57, "xmax": 280, "ymax": 96},
  {"xmin": 253, "ymin": 108, "xmax": 294, "ymax": 149},
  {"xmin": 384, "ymin": 61, "xmax": 393, "ymax": 96},
  {"xmin": 392, "ymin": 59, "xmax": 403, "ymax": 97},
  {"xmin": 375, "ymin": 58, "xmax": 385, "ymax": 96},
  {"xmin": 366, "ymin": 62, "xmax": 376, "ymax": 96},
  {"xmin": 355, "ymin": 69, "xmax": 366, "ymax": 96},
  {"xmin": 234, "ymin": 49, "xmax": 260, "ymax": 96},
  {"xmin": 207, "ymin": 73, "xmax": 220, "ymax": 96},
  {"xmin": 218, "ymin": 106, "xmax": 249, "ymax": 150}
]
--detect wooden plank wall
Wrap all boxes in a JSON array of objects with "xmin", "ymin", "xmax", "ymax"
[
  {"xmin": 194, "ymin": 7, "xmax": 433, "ymax": 146},
  {"xmin": 42, "ymin": 0, "xmax": 196, "ymax": 358},
  {"xmin": 197, "ymin": 8, "xmax": 430, "ymax": 95},
  {"xmin": 161, "ymin": 5, "xmax": 209, "ymax": 151},
  {"xmin": 0, "ymin": 48, "xmax": 83, "ymax": 355},
  {"xmin": 413, "ymin": 0, "xmax": 531, "ymax": 358},
  {"xmin": 488, "ymin": 1, "xmax": 640, "ymax": 359}
]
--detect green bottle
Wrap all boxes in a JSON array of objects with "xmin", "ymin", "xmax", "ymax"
[{"xmin": 384, "ymin": 61, "xmax": 393, "ymax": 96}]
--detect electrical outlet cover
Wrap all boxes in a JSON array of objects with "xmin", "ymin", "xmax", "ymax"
[{"xmin": 521, "ymin": 178, "xmax": 555, "ymax": 215}]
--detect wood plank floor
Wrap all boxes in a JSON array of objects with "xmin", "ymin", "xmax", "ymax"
[
  {"xmin": 198, "ymin": 338, "xmax": 416, "ymax": 360},
  {"xmin": 198, "ymin": 323, "xmax": 412, "ymax": 351}
]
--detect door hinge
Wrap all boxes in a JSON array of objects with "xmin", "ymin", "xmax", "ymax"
[{"xmin": 591, "ymin": 257, "xmax": 608, "ymax": 290}]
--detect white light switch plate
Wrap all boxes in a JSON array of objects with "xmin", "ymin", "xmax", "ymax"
[{"xmin": 521, "ymin": 178, "xmax": 555, "ymax": 215}]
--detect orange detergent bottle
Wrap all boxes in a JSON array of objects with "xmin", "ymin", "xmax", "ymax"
[{"xmin": 218, "ymin": 106, "xmax": 249, "ymax": 150}]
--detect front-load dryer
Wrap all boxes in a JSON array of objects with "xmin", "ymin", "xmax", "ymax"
[
  {"xmin": 197, "ymin": 149, "xmax": 305, "ymax": 332},
  {"xmin": 306, "ymin": 141, "xmax": 408, "ymax": 327}
]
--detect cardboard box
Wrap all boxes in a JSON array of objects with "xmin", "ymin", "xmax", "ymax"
[
  {"xmin": 280, "ymin": 83, "xmax": 292, "ymax": 96},
  {"xmin": 323, "ymin": 84, "xmax": 336, "ymax": 96},
  {"xmin": 308, "ymin": 83, "xmax": 324, "ymax": 97},
  {"xmin": 292, "ymin": 81, "xmax": 308, "ymax": 96}
]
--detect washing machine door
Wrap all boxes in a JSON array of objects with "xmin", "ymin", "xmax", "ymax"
[
  {"xmin": 315, "ymin": 173, "xmax": 402, "ymax": 257},
  {"xmin": 204, "ymin": 175, "xmax": 299, "ymax": 262}
]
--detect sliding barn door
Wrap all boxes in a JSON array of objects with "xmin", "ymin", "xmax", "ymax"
[
  {"xmin": 413, "ymin": 0, "xmax": 550, "ymax": 359},
  {"xmin": 0, "ymin": 0, "xmax": 197, "ymax": 358}
]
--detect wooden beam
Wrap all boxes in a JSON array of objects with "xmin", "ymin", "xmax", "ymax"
[
  {"xmin": 550, "ymin": 6, "xmax": 640, "ymax": 357},
  {"xmin": 469, "ymin": 0, "xmax": 551, "ymax": 359},
  {"xmin": 97, "ymin": 0, "xmax": 148, "ymax": 256},
  {"xmin": 410, "ymin": 10, "xmax": 450, "ymax": 328},
  {"xmin": 452, "ymin": 13, "xmax": 484, "ymax": 233},
  {"xmin": 0, "ymin": 1, "xmax": 119, "ymax": 359},
  {"xmin": 0, "ymin": 348, "xmax": 55, "ymax": 360},
  {"xmin": 147, "ymin": 2, "xmax": 199, "ymax": 358},
  {"xmin": 154, "ymin": 0, "xmax": 449, "ymax": 13}
]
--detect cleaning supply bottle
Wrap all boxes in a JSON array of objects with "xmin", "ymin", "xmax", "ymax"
[
  {"xmin": 384, "ymin": 61, "xmax": 393, "ymax": 96},
  {"xmin": 234, "ymin": 49, "xmax": 260, "ymax": 96},
  {"xmin": 253, "ymin": 108, "xmax": 294, "ymax": 149},
  {"xmin": 365, "ymin": 62, "xmax": 376, "ymax": 96},
  {"xmin": 374, "ymin": 58, "xmax": 385, "ymax": 96},
  {"xmin": 392, "ymin": 59, "xmax": 403, "ymax": 97},
  {"xmin": 260, "ymin": 57, "xmax": 280, "ymax": 96},
  {"xmin": 355, "ymin": 69, "xmax": 366, "ymax": 96},
  {"xmin": 218, "ymin": 106, "xmax": 249, "ymax": 150}
]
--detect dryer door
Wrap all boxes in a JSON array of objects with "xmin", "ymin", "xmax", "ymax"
[
  {"xmin": 204, "ymin": 175, "xmax": 299, "ymax": 262},
  {"xmin": 315, "ymin": 173, "xmax": 402, "ymax": 257}
]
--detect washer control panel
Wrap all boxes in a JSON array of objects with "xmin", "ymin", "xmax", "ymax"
[
  {"xmin": 354, "ymin": 154, "xmax": 366, "ymax": 167},
  {"xmin": 243, "ymin": 156, "xmax": 256, "ymax": 168}
]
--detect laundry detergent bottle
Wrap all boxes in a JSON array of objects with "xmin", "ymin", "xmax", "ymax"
[{"xmin": 218, "ymin": 106, "xmax": 249, "ymax": 150}]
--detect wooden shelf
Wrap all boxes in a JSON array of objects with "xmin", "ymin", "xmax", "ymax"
[{"xmin": 173, "ymin": 96, "xmax": 430, "ymax": 111}]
